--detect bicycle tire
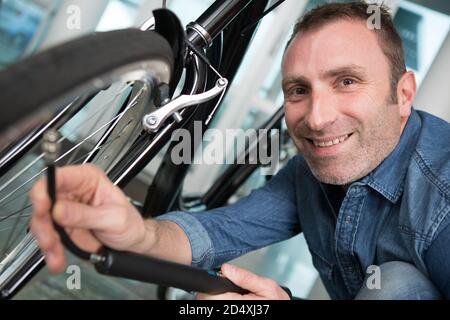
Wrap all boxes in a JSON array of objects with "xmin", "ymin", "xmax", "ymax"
[
  {"xmin": 0, "ymin": 29, "xmax": 176, "ymax": 299},
  {"xmin": 0, "ymin": 28, "xmax": 174, "ymax": 144}
]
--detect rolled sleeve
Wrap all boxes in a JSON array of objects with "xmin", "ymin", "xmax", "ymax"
[{"xmin": 156, "ymin": 211, "xmax": 215, "ymax": 269}]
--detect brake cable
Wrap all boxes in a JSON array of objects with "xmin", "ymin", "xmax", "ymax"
[{"xmin": 240, "ymin": 0, "xmax": 286, "ymax": 36}]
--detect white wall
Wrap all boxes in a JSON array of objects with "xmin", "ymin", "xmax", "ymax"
[
  {"xmin": 414, "ymin": 32, "xmax": 450, "ymax": 121},
  {"xmin": 38, "ymin": 0, "xmax": 109, "ymax": 50}
]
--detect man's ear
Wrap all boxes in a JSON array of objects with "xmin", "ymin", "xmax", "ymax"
[{"xmin": 396, "ymin": 71, "xmax": 416, "ymax": 118}]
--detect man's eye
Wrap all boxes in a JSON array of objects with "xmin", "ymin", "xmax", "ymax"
[
  {"xmin": 341, "ymin": 78, "xmax": 355, "ymax": 86},
  {"xmin": 289, "ymin": 87, "xmax": 307, "ymax": 96}
]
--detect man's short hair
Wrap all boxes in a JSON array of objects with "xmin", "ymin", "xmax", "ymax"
[{"xmin": 285, "ymin": 1, "xmax": 407, "ymax": 103}]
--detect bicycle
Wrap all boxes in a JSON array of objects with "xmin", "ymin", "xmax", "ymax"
[{"xmin": 0, "ymin": 0, "xmax": 287, "ymax": 299}]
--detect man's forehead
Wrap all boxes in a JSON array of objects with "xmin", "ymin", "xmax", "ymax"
[
  {"xmin": 290, "ymin": 18, "xmax": 374, "ymax": 45},
  {"xmin": 282, "ymin": 20, "xmax": 383, "ymax": 76}
]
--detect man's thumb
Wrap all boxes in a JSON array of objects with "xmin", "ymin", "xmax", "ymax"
[{"xmin": 221, "ymin": 264, "xmax": 268, "ymax": 294}]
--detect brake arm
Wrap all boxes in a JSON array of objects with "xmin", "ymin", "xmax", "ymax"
[{"xmin": 142, "ymin": 78, "xmax": 227, "ymax": 132}]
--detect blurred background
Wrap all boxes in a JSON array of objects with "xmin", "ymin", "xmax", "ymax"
[{"xmin": 0, "ymin": 0, "xmax": 448, "ymax": 300}]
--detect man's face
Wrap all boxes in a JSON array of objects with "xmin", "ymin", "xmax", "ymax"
[{"xmin": 282, "ymin": 20, "xmax": 405, "ymax": 185}]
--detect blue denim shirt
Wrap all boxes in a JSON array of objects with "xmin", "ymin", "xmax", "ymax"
[{"xmin": 158, "ymin": 109, "xmax": 450, "ymax": 299}]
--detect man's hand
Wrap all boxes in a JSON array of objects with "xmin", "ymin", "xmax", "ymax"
[
  {"xmin": 196, "ymin": 264, "xmax": 290, "ymax": 300},
  {"xmin": 29, "ymin": 164, "xmax": 149, "ymax": 274}
]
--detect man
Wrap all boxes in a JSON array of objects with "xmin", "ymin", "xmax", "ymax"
[{"xmin": 30, "ymin": 2, "xmax": 449, "ymax": 299}]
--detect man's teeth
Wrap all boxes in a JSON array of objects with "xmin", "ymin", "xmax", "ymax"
[{"xmin": 313, "ymin": 134, "xmax": 349, "ymax": 147}]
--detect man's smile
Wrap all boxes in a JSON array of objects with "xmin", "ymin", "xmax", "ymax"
[{"xmin": 303, "ymin": 132, "xmax": 354, "ymax": 156}]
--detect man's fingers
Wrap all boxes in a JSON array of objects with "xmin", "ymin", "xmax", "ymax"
[
  {"xmin": 54, "ymin": 164, "xmax": 105, "ymax": 197},
  {"xmin": 30, "ymin": 216, "xmax": 67, "ymax": 274},
  {"xmin": 30, "ymin": 164, "xmax": 105, "ymax": 203},
  {"xmin": 33, "ymin": 223, "xmax": 58, "ymax": 252},
  {"xmin": 30, "ymin": 210, "xmax": 58, "ymax": 252},
  {"xmin": 196, "ymin": 292, "xmax": 265, "ymax": 300},
  {"xmin": 29, "ymin": 163, "xmax": 106, "ymax": 216},
  {"xmin": 45, "ymin": 242, "xmax": 67, "ymax": 274},
  {"xmin": 196, "ymin": 292, "xmax": 243, "ymax": 300},
  {"xmin": 52, "ymin": 199, "xmax": 124, "ymax": 232},
  {"xmin": 29, "ymin": 179, "xmax": 51, "ymax": 217},
  {"xmin": 220, "ymin": 264, "xmax": 275, "ymax": 295}
]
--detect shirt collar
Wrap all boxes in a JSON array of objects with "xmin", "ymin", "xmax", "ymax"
[{"xmin": 360, "ymin": 108, "xmax": 422, "ymax": 203}]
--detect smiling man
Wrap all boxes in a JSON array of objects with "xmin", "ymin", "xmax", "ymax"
[
  {"xmin": 30, "ymin": 2, "xmax": 449, "ymax": 300},
  {"xmin": 282, "ymin": 4, "xmax": 415, "ymax": 189}
]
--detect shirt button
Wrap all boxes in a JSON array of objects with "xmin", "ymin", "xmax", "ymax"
[{"xmin": 345, "ymin": 216, "xmax": 351, "ymax": 223}]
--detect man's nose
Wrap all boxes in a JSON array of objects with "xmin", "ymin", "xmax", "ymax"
[{"xmin": 304, "ymin": 91, "xmax": 338, "ymax": 131}]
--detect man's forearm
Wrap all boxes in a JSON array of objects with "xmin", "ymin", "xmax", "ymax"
[{"xmin": 132, "ymin": 219, "xmax": 192, "ymax": 265}]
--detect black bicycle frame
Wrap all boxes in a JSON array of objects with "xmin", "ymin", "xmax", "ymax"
[
  {"xmin": 141, "ymin": 0, "xmax": 271, "ymax": 217},
  {"xmin": 199, "ymin": 106, "xmax": 285, "ymax": 210},
  {"xmin": 188, "ymin": 0, "xmax": 254, "ymax": 47}
]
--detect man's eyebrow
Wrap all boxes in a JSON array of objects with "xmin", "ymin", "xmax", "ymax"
[
  {"xmin": 281, "ymin": 76, "xmax": 310, "ymax": 89},
  {"xmin": 322, "ymin": 65, "xmax": 367, "ymax": 79},
  {"xmin": 282, "ymin": 65, "xmax": 368, "ymax": 90}
]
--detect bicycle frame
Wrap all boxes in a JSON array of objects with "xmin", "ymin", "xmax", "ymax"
[{"xmin": 141, "ymin": 0, "xmax": 271, "ymax": 216}]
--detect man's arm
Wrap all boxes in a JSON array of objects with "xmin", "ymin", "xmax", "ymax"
[
  {"xmin": 31, "ymin": 156, "xmax": 301, "ymax": 273},
  {"xmin": 156, "ymin": 156, "xmax": 301, "ymax": 269},
  {"xmin": 138, "ymin": 219, "xmax": 193, "ymax": 265}
]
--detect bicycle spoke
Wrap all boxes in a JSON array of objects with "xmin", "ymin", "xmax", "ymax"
[
  {"xmin": 0, "ymin": 117, "xmax": 134, "ymax": 242},
  {"xmin": 0, "ymin": 85, "xmax": 140, "ymax": 206},
  {"xmin": 0, "ymin": 204, "xmax": 32, "ymax": 226},
  {"xmin": 0, "ymin": 134, "xmax": 122, "ymax": 209},
  {"xmin": 1, "ymin": 196, "xmax": 29, "ymax": 258},
  {"xmin": 0, "ymin": 83, "xmax": 133, "ymax": 200},
  {"xmin": 0, "ymin": 155, "xmax": 45, "ymax": 196},
  {"xmin": 0, "ymin": 214, "xmax": 31, "ymax": 232},
  {"xmin": 1, "ymin": 214, "xmax": 33, "ymax": 259},
  {"xmin": 0, "ymin": 116, "xmax": 134, "ymax": 239}
]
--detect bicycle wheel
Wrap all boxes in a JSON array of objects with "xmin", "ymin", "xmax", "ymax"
[{"xmin": 0, "ymin": 28, "xmax": 175, "ymax": 298}]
